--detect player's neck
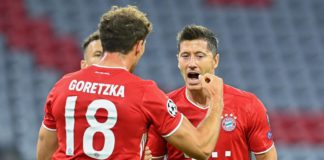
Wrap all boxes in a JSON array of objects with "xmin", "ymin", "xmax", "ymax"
[
  {"xmin": 186, "ymin": 89, "xmax": 208, "ymax": 108},
  {"xmin": 98, "ymin": 52, "xmax": 132, "ymax": 71}
]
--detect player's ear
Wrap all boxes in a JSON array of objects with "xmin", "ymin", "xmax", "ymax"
[
  {"xmin": 177, "ymin": 54, "xmax": 180, "ymax": 69},
  {"xmin": 135, "ymin": 40, "xmax": 145, "ymax": 56},
  {"xmin": 213, "ymin": 54, "xmax": 219, "ymax": 69},
  {"xmin": 80, "ymin": 60, "xmax": 87, "ymax": 69}
]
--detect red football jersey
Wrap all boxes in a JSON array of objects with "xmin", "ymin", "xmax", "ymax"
[
  {"xmin": 147, "ymin": 85, "xmax": 274, "ymax": 160},
  {"xmin": 42, "ymin": 65, "xmax": 183, "ymax": 160}
]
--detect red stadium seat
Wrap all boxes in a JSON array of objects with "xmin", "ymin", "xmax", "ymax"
[{"xmin": 270, "ymin": 110, "xmax": 324, "ymax": 145}]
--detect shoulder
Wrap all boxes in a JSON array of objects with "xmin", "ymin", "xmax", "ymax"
[
  {"xmin": 53, "ymin": 71, "xmax": 80, "ymax": 88},
  {"xmin": 134, "ymin": 79, "xmax": 159, "ymax": 92},
  {"xmin": 224, "ymin": 84, "xmax": 254, "ymax": 99},
  {"xmin": 224, "ymin": 84, "xmax": 264, "ymax": 111},
  {"xmin": 224, "ymin": 84, "xmax": 257, "ymax": 101},
  {"xmin": 166, "ymin": 87, "xmax": 186, "ymax": 104},
  {"xmin": 61, "ymin": 72, "xmax": 76, "ymax": 80},
  {"xmin": 120, "ymin": 72, "xmax": 154, "ymax": 87},
  {"xmin": 143, "ymin": 80, "xmax": 166, "ymax": 96},
  {"xmin": 44, "ymin": 71, "xmax": 80, "ymax": 103},
  {"xmin": 130, "ymin": 80, "xmax": 168, "ymax": 103},
  {"xmin": 167, "ymin": 86, "xmax": 185, "ymax": 99},
  {"xmin": 123, "ymin": 71, "xmax": 143, "ymax": 82}
]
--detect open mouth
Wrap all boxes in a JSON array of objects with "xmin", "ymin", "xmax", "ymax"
[{"xmin": 187, "ymin": 72, "xmax": 200, "ymax": 79}]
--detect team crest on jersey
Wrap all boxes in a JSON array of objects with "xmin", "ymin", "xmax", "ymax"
[
  {"xmin": 221, "ymin": 113, "xmax": 237, "ymax": 132},
  {"xmin": 166, "ymin": 99, "xmax": 177, "ymax": 117}
]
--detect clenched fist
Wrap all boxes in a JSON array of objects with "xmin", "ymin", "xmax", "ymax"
[{"xmin": 199, "ymin": 73, "xmax": 223, "ymax": 113}]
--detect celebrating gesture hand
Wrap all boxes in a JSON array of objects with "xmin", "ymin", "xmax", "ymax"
[{"xmin": 199, "ymin": 73, "xmax": 224, "ymax": 113}]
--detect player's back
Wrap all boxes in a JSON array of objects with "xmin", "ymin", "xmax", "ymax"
[{"xmin": 47, "ymin": 65, "xmax": 160, "ymax": 159}]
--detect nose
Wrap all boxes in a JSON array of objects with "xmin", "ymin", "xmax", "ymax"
[{"xmin": 188, "ymin": 56, "xmax": 197, "ymax": 69}]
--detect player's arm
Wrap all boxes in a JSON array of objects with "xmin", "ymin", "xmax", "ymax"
[
  {"xmin": 37, "ymin": 126, "xmax": 58, "ymax": 160},
  {"xmin": 37, "ymin": 83, "xmax": 59, "ymax": 160},
  {"xmin": 165, "ymin": 74, "xmax": 223, "ymax": 160},
  {"xmin": 255, "ymin": 146, "xmax": 277, "ymax": 160},
  {"xmin": 248, "ymin": 95, "xmax": 277, "ymax": 160}
]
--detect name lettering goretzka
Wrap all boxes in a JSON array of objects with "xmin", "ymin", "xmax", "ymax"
[{"xmin": 68, "ymin": 80, "xmax": 125, "ymax": 98}]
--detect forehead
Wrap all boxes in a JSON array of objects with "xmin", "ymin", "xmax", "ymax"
[
  {"xmin": 84, "ymin": 40, "xmax": 102, "ymax": 57},
  {"xmin": 179, "ymin": 39, "xmax": 209, "ymax": 53},
  {"xmin": 87, "ymin": 40, "xmax": 102, "ymax": 50}
]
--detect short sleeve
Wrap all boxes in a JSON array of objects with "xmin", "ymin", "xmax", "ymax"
[
  {"xmin": 248, "ymin": 95, "xmax": 274, "ymax": 154},
  {"xmin": 141, "ymin": 82, "xmax": 183, "ymax": 137},
  {"xmin": 147, "ymin": 126, "xmax": 167, "ymax": 158},
  {"xmin": 42, "ymin": 87, "xmax": 57, "ymax": 131}
]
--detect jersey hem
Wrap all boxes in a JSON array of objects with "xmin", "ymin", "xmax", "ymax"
[
  {"xmin": 252, "ymin": 143, "xmax": 274, "ymax": 155},
  {"xmin": 42, "ymin": 122, "xmax": 57, "ymax": 132},
  {"xmin": 162, "ymin": 114, "xmax": 184, "ymax": 138}
]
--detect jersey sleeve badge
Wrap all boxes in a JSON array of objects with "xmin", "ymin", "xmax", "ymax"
[{"xmin": 166, "ymin": 99, "xmax": 178, "ymax": 117}]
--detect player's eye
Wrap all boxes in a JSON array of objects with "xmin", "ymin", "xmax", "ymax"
[
  {"xmin": 196, "ymin": 53, "xmax": 205, "ymax": 59},
  {"xmin": 180, "ymin": 53, "xmax": 190, "ymax": 59},
  {"xmin": 94, "ymin": 51, "xmax": 103, "ymax": 57}
]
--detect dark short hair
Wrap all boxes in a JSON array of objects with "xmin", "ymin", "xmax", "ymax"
[
  {"xmin": 177, "ymin": 25, "xmax": 219, "ymax": 56},
  {"xmin": 99, "ymin": 5, "xmax": 152, "ymax": 54},
  {"xmin": 82, "ymin": 30, "xmax": 100, "ymax": 51}
]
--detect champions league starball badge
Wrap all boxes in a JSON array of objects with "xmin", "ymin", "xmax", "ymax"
[
  {"xmin": 222, "ymin": 113, "xmax": 237, "ymax": 132},
  {"xmin": 166, "ymin": 99, "xmax": 177, "ymax": 117}
]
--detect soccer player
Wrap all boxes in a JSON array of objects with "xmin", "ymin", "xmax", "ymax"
[
  {"xmin": 147, "ymin": 25, "xmax": 277, "ymax": 160},
  {"xmin": 36, "ymin": 6, "xmax": 224, "ymax": 160},
  {"xmin": 80, "ymin": 30, "xmax": 153, "ymax": 160},
  {"xmin": 80, "ymin": 30, "xmax": 103, "ymax": 69}
]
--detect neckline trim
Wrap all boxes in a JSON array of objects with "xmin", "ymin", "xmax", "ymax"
[
  {"xmin": 185, "ymin": 88, "xmax": 209, "ymax": 110},
  {"xmin": 93, "ymin": 64, "xmax": 128, "ymax": 71}
]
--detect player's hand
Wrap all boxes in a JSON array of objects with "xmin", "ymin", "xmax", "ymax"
[
  {"xmin": 199, "ymin": 73, "xmax": 223, "ymax": 113},
  {"xmin": 144, "ymin": 146, "xmax": 152, "ymax": 160}
]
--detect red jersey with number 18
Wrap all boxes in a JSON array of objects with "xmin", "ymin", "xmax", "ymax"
[
  {"xmin": 42, "ymin": 65, "xmax": 183, "ymax": 160},
  {"xmin": 147, "ymin": 85, "xmax": 274, "ymax": 160}
]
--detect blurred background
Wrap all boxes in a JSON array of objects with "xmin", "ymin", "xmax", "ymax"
[{"xmin": 0, "ymin": 0, "xmax": 323, "ymax": 159}]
